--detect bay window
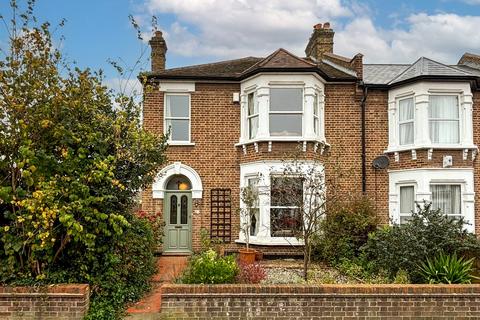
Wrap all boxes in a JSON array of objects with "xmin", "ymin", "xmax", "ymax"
[
  {"xmin": 429, "ymin": 95, "xmax": 460, "ymax": 144},
  {"xmin": 313, "ymin": 93, "xmax": 320, "ymax": 135},
  {"xmin": 247, "ymin": 177, "xmax": 260, "ymax": 236},
  {"xmin": 431, "ymin": 184, "xmax": 461, "ymax": 220},
  {"xmin": 270, "ymin": 177, "xmax": 303, "ymax": 237},
  {"xmin": 165, "ymin": 94, "xmax": 190, "ymax": 142},
  {"xmin": 398, "ymin": 97, "xmax": 414, "ymax": 145},
  {"xmin": 269, "ymin": 88, "xmax": 303, "ymax": 137}
]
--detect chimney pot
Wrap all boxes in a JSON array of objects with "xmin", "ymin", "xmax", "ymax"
[
  {"xmin": 305, "ymin": 23, "xmax": 334, "ymax": 60},
  {"xmin": 323, "ymin": 22, "xmax": 331, "ymax": 29},
  {"xmin": 314, "ymin": 23, "xmax": 323, "ymax": 30}
]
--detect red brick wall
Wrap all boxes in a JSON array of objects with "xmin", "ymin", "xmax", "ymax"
[
  {"xmin": 161, "ymin": 284, "xmax": 480, "ymax": 319},
  {"xmin": 0, "ymin": 284, "xmax": 89, "ymax": 320}
]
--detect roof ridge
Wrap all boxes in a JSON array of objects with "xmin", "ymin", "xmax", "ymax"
[
  {"xmin": 164, "ymin": 56, "xmax": 262, "ymax": 72},
  {"xmin": 420, "ymin": 57, "xmax": 471, "ymax": 76}
]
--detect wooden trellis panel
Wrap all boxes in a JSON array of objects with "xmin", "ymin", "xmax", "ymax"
[{"xmin": 210, "ymin": 189, "xmax": 231, "ymax": 243}]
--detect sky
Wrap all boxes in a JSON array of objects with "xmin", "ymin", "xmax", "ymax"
[{"xmin": 1, "ymin": 0, "xmax": 480, "ymax": 93}]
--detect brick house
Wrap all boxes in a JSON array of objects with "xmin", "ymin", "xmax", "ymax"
[{"xmin": 141, "ymin": 23, "xmax": 480, "ymax": 254}]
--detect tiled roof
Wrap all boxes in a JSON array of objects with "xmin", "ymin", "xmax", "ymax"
[
  {"xmin": 363, "ymin": 64, "xmax": 410, "ymax": 84},
  {"xmin": 147, "ymin": 49, "xmax": 357, "ymax": 81},
  {"xmin": 389, "ymin": 57, "xmax": 471, "ymax": 84}
]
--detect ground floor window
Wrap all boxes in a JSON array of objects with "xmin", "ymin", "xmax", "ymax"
[
  {"xmin": 270, "ymin": 177, "xmax": 303, "ymax": 237},
  {"xmin": 389, "ymin": 168, "xmax": 474, "ymax": 233}
]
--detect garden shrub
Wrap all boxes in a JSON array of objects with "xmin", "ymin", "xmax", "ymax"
[
  {"xmin": 181, "ymin": 249, "xmax": 238, "ymax": 284},
  {"xmin": 361, "ymin": 203, "xmax": 480, "ymax": 282},
  {"xmin": 314, "ymin": 196, "xmax": 377, "ymax": 265},
  {"xmin": 418, "ymin": 251, "xmax": 478, "ymax": 284},
  {"xmin": 236, "ymin": 262, "xmax": 267, "ymax": 284}
]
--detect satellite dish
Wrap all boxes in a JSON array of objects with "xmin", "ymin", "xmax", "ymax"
[{"xmin": 372, "ymin": 155, "xmax": 390, "ymax": 169}]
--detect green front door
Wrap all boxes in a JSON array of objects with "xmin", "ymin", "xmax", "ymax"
[{"xmin": 164, "ymin": 192, "xmax": 192, "ymax": 254}]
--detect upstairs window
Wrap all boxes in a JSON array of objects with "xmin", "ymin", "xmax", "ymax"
[
  {"xmin": 165, "ymin": 94, "xmax": 190, "ymax": 142},
  {"xmin": 313, "ymin": 93, "xmax": 320, "ymax": 135},
  {"xmin": 429, "ymin": 95, "xmax": 459, "ymax": 144},
  {"xmin": 247, "ymin": 93, "xmax": 258, "ymax": 139},
  {"xmin": 431, "ymin": 184, "xmax": 461, "ymax": 221},
  {"xmin": 398, "ymin": 97, "xmax": 414, "ymax": 145},
  {"xmin": 269, "ymin": 88, "xmax": 303, "ymax": 136}
]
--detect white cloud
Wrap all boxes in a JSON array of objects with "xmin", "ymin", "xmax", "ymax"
[
  {"xmin": 140, "ymin": 1, "xmax": 480, "ymax": 65},
  {"xmin": 104, "ymin": 78, "xmax": 142, "ymax": 98}
]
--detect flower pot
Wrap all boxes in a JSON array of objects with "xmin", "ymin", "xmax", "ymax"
[{"xmin": 238, "ymin": 248, "xmax": 256, "ymax": 264}]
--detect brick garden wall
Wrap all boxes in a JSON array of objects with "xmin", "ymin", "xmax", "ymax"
[
  {"xmin": 161, "ymin": 284, "xmax": 480, "ymax": 320},
  {"xmin": 0, "ymin": 284, "xmax": 89, "ymax": 320}
]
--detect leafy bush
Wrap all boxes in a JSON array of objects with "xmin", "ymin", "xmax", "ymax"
[
  {"xmin": 314, "ymin": 196, "xmax": 377, "ymax": 264},
  {"xmin": 418, "ymin": 252, "xmax": 478, "ymax": 284},
  {"xmin": 236, "ymin": 262, "xmax": 267, "ymax": 284},
  {"xmin": 181, "ymin": 249, "xmax": 238, "ymax": 284},
  {"xmin": 361, "ymin": 203, "xmax": 480, "ymax": 282}
]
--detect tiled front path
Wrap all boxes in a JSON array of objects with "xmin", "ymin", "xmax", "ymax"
[{"xmin": 126, "ymin": 256, "xmax": 188, "ymax": 319}]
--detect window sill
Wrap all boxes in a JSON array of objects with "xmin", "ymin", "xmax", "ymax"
[
  {"xmin": 167, "ymin": 142, "xmax": 196, "ymax": 146},
  {"xmin": 235, "ymin": 137, "xmax": 329, "ymax": 147},
  {"xmin": 235, "ymin": 237, "xmax": 304, "ymax": 246},
  {"xmin": 385, "ymin": 144, "xmax": 477, "ymax": 153}
]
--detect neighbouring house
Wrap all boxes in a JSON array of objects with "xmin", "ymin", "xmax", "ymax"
[{"xmin": 141, "ymin": 22, "xmax": 480, "ymax": 255}]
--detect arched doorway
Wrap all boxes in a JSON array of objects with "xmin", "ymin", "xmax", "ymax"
[{"xmin": 164, "ymin": 174, "xmax": 192, "ymax": 254}]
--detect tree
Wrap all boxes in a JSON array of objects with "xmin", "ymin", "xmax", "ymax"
[
  {"xmin": 0, "ymin": 0, "xmax": 167, "ymax": 280},
  {"xmin": 269, "ymin": 155, "xmax": 326, "ymax": 280}
]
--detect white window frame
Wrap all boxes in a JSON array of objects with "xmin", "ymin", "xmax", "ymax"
[
  {"xmin": 313, "ymin": 93, "xmax": 320, "ymax": 136},
  {"xmin": 164, "ymin": 93, "xmax": 192, "ymax": 145},
  {"xmin": 398, "ymin": 184, "xmax": 416, "ymax": 224},
  {"xmin": 428, "ymin": 94, "xmax": 461, "ymax": 145},
  {"xmin": 246, "ymin": 176, "xmax": 260, "ymax": 237},
  {"xmin": 397, "ymin": 96, "xmax": 415, "ymax": 146},
  {"xmin": 247, "ymin": 92, "xmax": 259, "ymax": 140},
  {"xmin": 268, "ymin": 87, "xmax": 304, "ymax": 137},
  {"xmin": 429, "ymin": 183, "xmax": 462, "ymax": 220}
]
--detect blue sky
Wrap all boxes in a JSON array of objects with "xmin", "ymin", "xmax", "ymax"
[{"xmin": 1, "ymin": 0, "xmax": 480, "ymax": 92}]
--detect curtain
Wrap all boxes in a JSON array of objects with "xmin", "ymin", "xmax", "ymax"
[
  {"xmin": 400, "ymin": 186, "xmax": 414, "ymax": 214},
  {"xmin": 431, "ymin": 185, "xmax": 461, "ymax": 216},
  {"xmin": 399, "ymin": 98, "xmax": 414, "ymax": 145},
  {"xmin": 429, "ymin": 96, "xmax": 459, "ymax": 144}
]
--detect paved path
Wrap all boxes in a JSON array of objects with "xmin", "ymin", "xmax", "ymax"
[{"xmin": 126, "ymin": 256, "xmax": 188, "ymax": 319}]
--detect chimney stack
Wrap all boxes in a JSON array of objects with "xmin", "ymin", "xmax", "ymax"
[
  {"xmin": 149, "ymin": 30, "xmax": 167, "ymax": 72},
  {"xmin": 305, "ymin": 22, "xmax": 334, "ymax": 61}
]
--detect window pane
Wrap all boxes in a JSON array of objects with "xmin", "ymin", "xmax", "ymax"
[
  {"xmin": 166, "ymin": 175, "xmax": 192, "ymax": 190},
  {"xmin": 249, "ymin": 116, "xmax": 258, "ymax": 139},
  {"xmin": 271, "ymin": 177, "xmax": 303, "ymax": 206},
  {"xmin": 399, "ymin": 122, "xmax": 414, "ymax": 145},
  {"xmin": 399, "ymin": 98, "xmax": 414, "ymax": 121},
  {"xmin": 270, "ymin": 208, "xmax": 302, "ymax": 237},
  {"xmin": 314, "ymin": 117, "xmax": 319, "ymax": 135},
  {"xmin": 170, "ymin": 195, "xmax": 177, "ymax": 225},
  {"xmin": 270, "ymin": 88, "xmax": 302, "ymax": 111},
  {"xmin": 429, "ymin": 96, "xmax": 458, "ymax": 119},
  {"xmin": 400, "ymin": 186, "xmax": 414, "ymax": 214},
  {"xmin": 430, "ymin": 120, "xmax": 459, "ymax": 144},
  {"xmin": 431, "ymin": 185, "xmax": 461, "ymax": 216},
  {"xmin": 181, "ymin": 195, "xmax": 188, "ymax": 224},
  {"xmin": 250, "ymin": 208, "xmax": 259, "ymax": 236},
  {"xmin": 247, "ymin": 93, "xmax": 257, "ymax": 115},
  {"xmin": 313, "ymin": 94, "xmax": 319, "ymax": 116},
  {"xmin": 269, "ymin": 114, "xmax": 302, "ymax": 136},
  {"xmin": 166, "ymin": 95, "xmax": 189, "ymax": 117},
  {"xmin": 166, "ymin": 119, "xmax": 189, "ymax": 141}
]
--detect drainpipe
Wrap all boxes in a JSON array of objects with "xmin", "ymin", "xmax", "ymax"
[{"xmin": 360, "ymin": 82, "xmax": 368, "ymax": 194}]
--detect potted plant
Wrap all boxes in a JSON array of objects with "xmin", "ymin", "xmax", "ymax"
[{"xmin": 238, "ymin": 184, "xmax": 259, "ymax": 264}]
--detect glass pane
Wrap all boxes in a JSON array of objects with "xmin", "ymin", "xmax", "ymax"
[
  {"xmin": 250, "ymin": 208, "xmax": 259, "ymax": 236},
  {"xmin": 270, "ymin": 208, "xmax": 302, "ymax": 237},
  {"xmin": 431, "ymin": 185, "xmax": 461, "ymax": 216},
  {"xmin": 166, "ymin": 119, "xmax": 189, "ymax": 141},
  {"xmin": 400, "ymin": 216, "xmax": 413, "ymax": 224},
  {"xmin": 181, "ymin": 195, "xmax": 188, "ymax": 224},
  {"xmin": 269, "ymin": 114, "xmax": 302, "ymax": 136},
  {"xmin": 429, "ymin": 96, "xmax": 458, "ymax": 119},
  {"xmin": 166, "ymin": 175, "xmax": 191, "ymax": 190},
  {"xmin": 399, "ymin": 98, "xmax": 414, "ymax": 121},
  {"xmin": 271, "ymin": 177, "xmax": 303, "ymax": 206},
  {"xmin": 166, "ymin": 95, "xmax": 189, "ymax": 117},
  {"xmin": 399, "ymin": 122, "xmax": 414, "ymax": 145},
  {"xmin": 247, "ymin": 93, "xmax": 257, "ymax": 115},
  {"xmin": 400, "ymin": 186, "xmax": 414, "ymax": 214},
  {"xmin": 270, "ymin": 88, "xmax": 302, "ymax": 111},
  {"xmin": 314, "ymin": 118, "xmax": 319, "ymax": 135},
  {"xmin": 430, "ymin": 120, "xmax": 459, "ymax": 144},
  {"xmin": 313, "ymin": 94, "xmax": 319, "ymax": 116},
  {"xmin": 249, "ymin": 116, "xmax": 258, "ymax": 139},
  {"xmin": 170, "ymin": 195, "xmax": 177, "ymax": 225}
]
